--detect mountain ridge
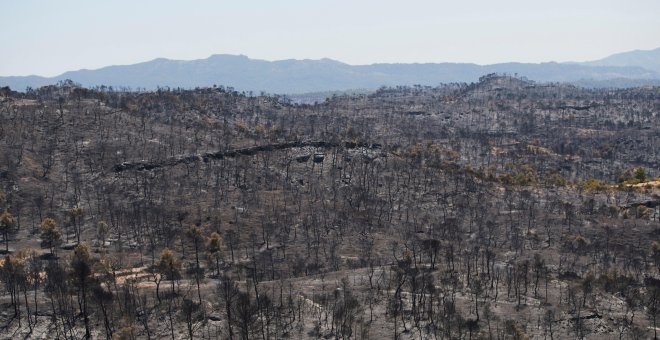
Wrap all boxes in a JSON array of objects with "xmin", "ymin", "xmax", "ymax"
[
  {"xmin": 581, "ymin": 47, "xmax": 660, "ymax": 73},
  {"xmin": 2, "ymin": 49, "xmax": 659, "ymax": 93}
]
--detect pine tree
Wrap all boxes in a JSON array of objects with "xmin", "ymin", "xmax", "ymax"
[{"xmin": 39, "ymin": 218, "xmax": 63, "ymax": 256}]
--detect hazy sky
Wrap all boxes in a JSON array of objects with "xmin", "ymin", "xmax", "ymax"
[{"xmin": 1, "ymin": 0, "xmax": 659, "ymax": 77}]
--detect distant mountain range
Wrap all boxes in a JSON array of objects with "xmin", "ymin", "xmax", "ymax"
[
  {"xmin": 2, "ymin": 48, "xmax": 659, "ymax": 93},
  {"xmin": 581, "ymin": 47, "xmax": 660, "ymax": 74}
]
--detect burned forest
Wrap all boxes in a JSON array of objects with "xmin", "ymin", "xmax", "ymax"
[{"xmin": 0, "ymin": 75, "xmax": 660, "ymax": 339}]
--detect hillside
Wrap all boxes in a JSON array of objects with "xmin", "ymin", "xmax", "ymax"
[{"xmin": 0, "ymin": 76, "xmax": 659, "ymax": 339}]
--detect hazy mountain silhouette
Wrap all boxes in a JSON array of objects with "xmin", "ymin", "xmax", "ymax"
[
  {"xmin": 2, "ymin": 50, "xmax": 659, "ymax": 93},
  {"xmin": 581, "ymin": 47, "xmax": 660, "ymax": 74}
]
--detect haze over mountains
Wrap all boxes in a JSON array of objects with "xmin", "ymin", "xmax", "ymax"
[
  {"xmin": 581, "ymin": 47, "xmax": 660, "ymax": 73},
  {"xmin": 2, "ymin": 48, "xmax": 659, "ymax": 94}
]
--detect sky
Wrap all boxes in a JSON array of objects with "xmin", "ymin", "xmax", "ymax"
[{"xmin": 1, "ymin": 0, "xmax": 659, "ymax": 77}]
